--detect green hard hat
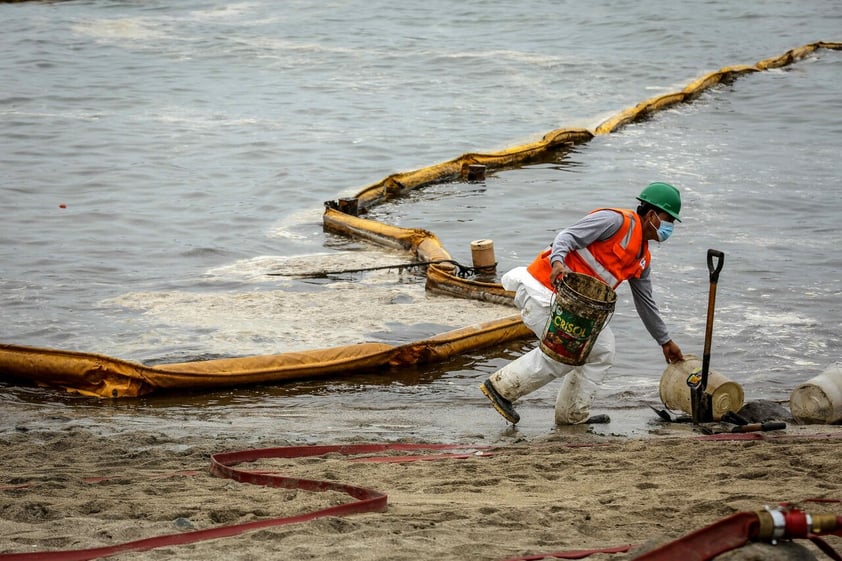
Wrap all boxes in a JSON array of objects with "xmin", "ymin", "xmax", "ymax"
[{"xmin": 636, "ymin": 182, "xmax": 682, "ymax": 222}]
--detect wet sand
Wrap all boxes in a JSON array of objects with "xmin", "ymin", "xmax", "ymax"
[{"xmin": 1, "ymin": 422, "xmax": 840, "ymax": 560}]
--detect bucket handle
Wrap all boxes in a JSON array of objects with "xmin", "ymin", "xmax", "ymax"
[{"xmin": 599, "ymin": 309, "xmax": 615, "ymax": 334}]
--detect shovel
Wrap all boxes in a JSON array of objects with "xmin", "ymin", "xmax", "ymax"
[{"xmin": 690, "ymin": 249, "xmax": 725, "ymax": 424}]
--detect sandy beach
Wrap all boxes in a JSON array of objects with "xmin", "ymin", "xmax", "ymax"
[{"xmin": 2, "ymin": 423, "xmax": 840, "ymax": 560}]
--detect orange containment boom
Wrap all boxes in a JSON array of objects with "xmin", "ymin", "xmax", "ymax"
[
  {"xmin": 325, "ymin": 42, "xmax": 842, "ymax": 306},
  {"xmin": 0, "ymin": 316, "xmax": 530, "ymax": 398}
]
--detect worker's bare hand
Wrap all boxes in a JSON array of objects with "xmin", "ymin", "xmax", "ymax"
[
  {"xmin": 550, "ymin": 260, "xmax": 568, "ymax": 287},
  {"xmin": 661, "ymin": 340, "xmax": 684, "ymax": 363}
]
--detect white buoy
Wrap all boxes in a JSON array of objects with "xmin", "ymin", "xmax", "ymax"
[
  {"xmin": 790, "ymin": 363, "xmax": 842, "ymax": 424},
  {"xmin": 658, "ymin": 354, "xmax": 744, "ymax": 421}
]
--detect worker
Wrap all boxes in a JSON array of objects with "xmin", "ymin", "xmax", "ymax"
[{"xmin": 480, "ymin": 182, "xmax": 685, "ymax": 425}]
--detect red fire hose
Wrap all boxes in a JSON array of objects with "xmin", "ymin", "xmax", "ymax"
[
  {"xmin": 0, "ymin": 443, "xmax": 488, "ymax": 561},
  {"xmin": 502, "ymin": 505, "xmax": 842, "ymax": 561},
  {"xmin": 627, "ymin": 504, "xmax": 842, "ymax": 561},
  {"xmin": 1, "ymin": 442, "xmax": 839, "ymax": 561}
]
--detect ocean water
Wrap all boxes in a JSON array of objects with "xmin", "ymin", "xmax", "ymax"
[{"xmin": 1, "ymin": 0, "xmax": 841, "ymax": 443}]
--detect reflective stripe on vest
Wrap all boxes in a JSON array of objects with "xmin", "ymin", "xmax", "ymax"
[
  {"xmin": 620, "ymin": 213, "xmax": 638, "ymax": 250},
  {"xmin": 572, "ymin": 213, "xmax": 638, "ymax": 288},
  {"xmin": 572, "ymin": 247, "xmax": 618, "ymax": 287}
]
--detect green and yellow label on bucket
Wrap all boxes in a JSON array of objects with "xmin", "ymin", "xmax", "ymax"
[
  {"xmin": 542, "ymin": 309, "xmax": 596, "ymax": 359},
  {"xmin": 540, "ymin": 272, "xmax": 616, "ymax": 366}
]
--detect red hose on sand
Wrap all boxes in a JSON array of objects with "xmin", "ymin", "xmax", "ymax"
[
  {"xmin": 628, "ymin": 505, "xmax": 842, "ymax": 561},
  {"xmin": 2, "ymin": 441, "xmax": 839, "ymax": 561},
  {"xmin": 499, "ymin": 502, "xmax": 842, "ymax": 561},
  {"xmin": 0, "ymin": 443, "xmax": 487, "ymax": 561},
  {"xmin": 494, "ymin": 512, "xmax": 760, "ymax": 561},
  {"xmin": 627, "ymin": 512, "xmax": 760, "ymax": 561}
]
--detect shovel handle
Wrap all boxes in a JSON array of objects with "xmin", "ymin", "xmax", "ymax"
[
  {"xmin": 707, "ymin": 249, "xmax": 724, "ymax": 283},
  {"xmin": 694, "ymin": 249, "xmax": 725, "ymax": 424}
]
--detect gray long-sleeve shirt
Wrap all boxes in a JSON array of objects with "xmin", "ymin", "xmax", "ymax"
[{"xmin": 548, "ymin": 209, "xmax": 671, "ymax": 346}]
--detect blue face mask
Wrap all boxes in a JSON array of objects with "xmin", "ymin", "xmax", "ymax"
[{"xmin": 657, "ymin": 219, "xmax": 674, "ymax": 242}]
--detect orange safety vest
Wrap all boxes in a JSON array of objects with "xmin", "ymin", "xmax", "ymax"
[{"xmin": 526, "ymin": 208, "xmax": 650, "ymax": 291}]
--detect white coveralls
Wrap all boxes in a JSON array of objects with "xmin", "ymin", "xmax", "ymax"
[{"xmin": 490, "ymin": 266, "xmax": 615, "ymax": 425}]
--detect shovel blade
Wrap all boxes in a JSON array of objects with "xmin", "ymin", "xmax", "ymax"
[{"xmin": 648, "ymin": 404, "xmax": 673, "ymax": 422}]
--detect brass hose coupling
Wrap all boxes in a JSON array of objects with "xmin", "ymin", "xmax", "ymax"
[{"xmin": 755, "ymin": 506, "xmax": 839, "ymax": 541}]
